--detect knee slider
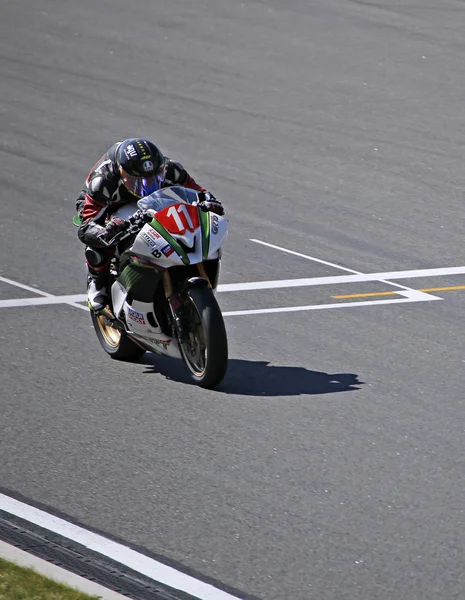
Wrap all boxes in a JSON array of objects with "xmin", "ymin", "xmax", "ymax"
[{"xmin": 85, "ymin": 247, "xmax": 108, "ymax": 268}]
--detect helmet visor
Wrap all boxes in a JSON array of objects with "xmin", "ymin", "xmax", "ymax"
[{"xmin": 120, "ymin": 167, "xmax": 164, "ymax": 198}]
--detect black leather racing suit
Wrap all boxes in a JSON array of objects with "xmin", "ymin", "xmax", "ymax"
[{"xmin": 76, "ymin": 142, "xmax": 207, "ymax": 278}]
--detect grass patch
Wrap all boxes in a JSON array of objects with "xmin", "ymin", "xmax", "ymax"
[{"xmin": 0, "ymin": 557, "xmax": 99, "ymax": 600}]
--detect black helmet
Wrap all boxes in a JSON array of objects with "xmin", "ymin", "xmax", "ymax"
[{"xmin": 116, "ymin": 138, "xmax": 166, "ymax": 198}]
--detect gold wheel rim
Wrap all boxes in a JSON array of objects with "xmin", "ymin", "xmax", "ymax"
[{"xmin": 96, "ymin": 315, "xmax": 121, "ymax": 348}]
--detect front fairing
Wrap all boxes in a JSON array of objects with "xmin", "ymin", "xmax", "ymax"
[
  {"xmin": 131, "ymin": 223, "xmax": 187, "ymax": 268},
  {"xmin": 131, "ymin": 186, "xmax": 229, "ymax": 266}
]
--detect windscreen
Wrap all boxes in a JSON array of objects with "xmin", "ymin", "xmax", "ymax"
[{"xmin": 137, "ymin": 185, "xmax": 200, "ymax": 213}]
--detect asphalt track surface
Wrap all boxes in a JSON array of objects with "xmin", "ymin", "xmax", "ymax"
[{"xmin": 1, "ymin": 1, "xmax": 465, "ymax": 598}]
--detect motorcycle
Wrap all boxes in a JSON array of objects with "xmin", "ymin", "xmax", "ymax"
[{"xmin": 78, "ymin": 186, "xmax": 229, "ymax": 389}]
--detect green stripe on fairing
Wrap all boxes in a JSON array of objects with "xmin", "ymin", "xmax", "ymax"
[
  {"xmin": 149, "ymin": 218, "xmax": 190, "ymax": 266},
  {"xmin": 199, "ymin": 209, "xmax": 210, "ymax": 260}
]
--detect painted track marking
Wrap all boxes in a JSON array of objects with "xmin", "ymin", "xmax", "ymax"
[
  {"xmin": 1, "ymin": 265, "xmax": 465, "ymax": 313},
  {"xmin": 250, "ymin": 239, "xmax": 439, "ymax": 300},
  {"xmin": 218, "ymin": 266, "xmax": 465, "ymax": 292},
  {"xmin": 333, "ymin": 285, "xmax": 465, "ymax": 299},
  {"xmin": 0, "ymin": 276, "xmax": 87, "ymax": 311},
  {"xmin": 222, "ymin": 295, "xmax": 439, "ymax": 316},
  {"xmin": 0, "ymin": 493, "xmax": 243, "ymax": 600}
]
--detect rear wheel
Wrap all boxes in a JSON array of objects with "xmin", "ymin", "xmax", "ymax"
[
  {"xmin": 179, "ymin": 286, "xmax": 228, "ymax": 389},
  {"xmin": 90, "ymin": 309, "xmax": 146, "ymax": 361}
]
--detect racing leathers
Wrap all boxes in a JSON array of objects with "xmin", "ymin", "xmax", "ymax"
[{"xmin": 76, "ymin": 141, "xmax": 214, "ymax": 310}]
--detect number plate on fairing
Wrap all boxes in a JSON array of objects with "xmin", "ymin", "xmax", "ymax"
[{"xmin": 155, "ymin": 204, "xmax": 200, "ymax": 235}]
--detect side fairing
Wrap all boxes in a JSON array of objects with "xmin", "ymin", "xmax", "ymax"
[
  {"xmin": 131, "ymin": 224, "xmax": 187, "ymax": 267},
  {"xmin": 207, "ymin": 213, "xmax": 229, "ymax": 260}
]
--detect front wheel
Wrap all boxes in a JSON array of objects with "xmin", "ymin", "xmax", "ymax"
[
  {"xmin": 179, "ymin": 285, "xmax": 228, "ymax": 389},
  {"xmin": 90, "ymin": 309, "xmax": 146, "ymax": 361}
]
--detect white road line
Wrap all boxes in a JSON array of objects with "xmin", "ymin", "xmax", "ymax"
[
  {"xmin": 0, "ymin": 265, "xmax": 464, "ymax": 310},
  {"xmin": 0, "ymin": 291, "xmax": 440, "ymax": 313},
  {"xmin": 218, "ymin": 266, "xmax": 465, "ymax": 292},
  {"xmin": 0, "ymin": 277, "xmax": 88, "ymax": 311},
  {"xmin": 0, "ymin": 275, "xmax": 54, "ymax": 297},
  {"xmin": 250, "ymin": 239, "xmax": 439, "ymax": 299},
  {"xmin": 0, "ymin": 295, "xmax": 87, "ymax": 308},
  {"xmin": 249, "ymin": 239, "xmax": 364, "ymax": 274},
  {"xmin": 222, "ymin": 295, "xmax": 440, "ymax": 316},
  {"xmin": 0, "ymin": 493, "xmax": 243, "ymax": 600}
]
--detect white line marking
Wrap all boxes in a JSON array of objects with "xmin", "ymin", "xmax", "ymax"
[
  {"xmin": 0, "ymin": 295, "xmax": 87, "ymax": 308},
  {"xmin": 0, "ymin": 265, "xmax": 464, "ymax": 310},
  {"xmin": 0, "ymin": 277, "xmax": 88, "ymax": 311},
  {"xmin": 218, "ymin": 266, "xmax": 465, "ymax": 292},
  {"xmin": 0, "ymin": 493, "xmax": 243, "ymax": 600},
  {"xmin": 0, "ymin": 290, "xmax": 441, "ymax": 313},
  {"xmin": 250, "ymin": 239, "xmax": 439, "ymax": 299},
  {"xmin": 222, "ymin": 295, "xmax": 440, "ymax": 316},
  {"xmin": 250, "ymin": 239, "xmax": 363, "ymax": 274},
  {"xmin": 0, "ymin": 275, "xmax": 54, "ymax": 297}
]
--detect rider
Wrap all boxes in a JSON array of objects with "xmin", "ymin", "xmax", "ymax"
[{"xmin": 76, "ymin": 138, "xmax": 224, "ymax": 311}]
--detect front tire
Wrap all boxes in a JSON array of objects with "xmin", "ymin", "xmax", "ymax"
[
  {"xmin": 90, "ymin": 309, "xmax": 146, "ymax": 361},
  {"xmin": 179, "ymin": 285, "xmax": 228, "ymax": 389}
]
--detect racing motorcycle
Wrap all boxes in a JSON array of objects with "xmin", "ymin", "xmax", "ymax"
[{"xmin": 76, "ymin": 186, "xmax": 229, "ymax": 389}]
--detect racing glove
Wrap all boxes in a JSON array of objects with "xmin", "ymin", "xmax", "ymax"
[
  {"xmin": 101, "ymin": 217, "xmax": 128, "ymax": 243},
  {"xmin": 197, "ymin": 192, "xmax": 224, "ymax": 216}
]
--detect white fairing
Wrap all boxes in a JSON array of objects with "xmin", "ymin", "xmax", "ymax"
[
  {"xmin": 111, "ymin": 280, "xmax": 127, "ymax": 318},
  {"xmin": 208, "ymin": 213, "xmax": 228, "ymax": 259},
  {"xmin": 109, "ymin": 187, "xmax": 228, "ymax": 358},
  {"xmin": 121, "ymin": 300, "xmax": 181, "ymax": 359},
  {"xmin": 131, "ymin": 224, "xmax": 186, "ymax": 268},
  {"xmin": 130, "ymin": 216, "xmax": 228, "ymax": 268}
]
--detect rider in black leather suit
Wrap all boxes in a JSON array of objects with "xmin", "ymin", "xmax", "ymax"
[{"xmin": 76, "ymin": 138, "xmax": 223, "ymax": 310}]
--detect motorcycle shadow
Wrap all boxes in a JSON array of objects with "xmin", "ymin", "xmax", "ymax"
[{"xmin": 141, "ymin": 355, "xmax": 363, "ymax": 396}]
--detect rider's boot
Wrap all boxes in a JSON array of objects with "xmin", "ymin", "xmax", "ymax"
[{"xmin": 87, "ymin": 270, "xmax": 109, "ymax": 311}]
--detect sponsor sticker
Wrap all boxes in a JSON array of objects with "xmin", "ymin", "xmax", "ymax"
[
  {"xmin": 125, "ymin": 144, "xmax": 137, "ymax": 158},
  {"xmin": 140, "ymin": 230, "xmax": 160, "ymax": 248},
  {"xmin": 211, "ymin": 214, "xmax": 219, "ymax": 235},
  {"xmin": 127, "ymin": 307, "xmax": 145, "ymax": 324},
  {"xmin": 161, "ymin": 243, "xmax": 174, "ymax": 257}
]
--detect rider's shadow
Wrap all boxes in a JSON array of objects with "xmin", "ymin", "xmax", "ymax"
[{"xmin": 142, "ymin": 356, "xmax": 363, "ymax": 396}]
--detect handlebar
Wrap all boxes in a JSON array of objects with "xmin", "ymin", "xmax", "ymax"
[{"xmin": 97, "ymin": 210, "xmax": 154, "ymax": 247}]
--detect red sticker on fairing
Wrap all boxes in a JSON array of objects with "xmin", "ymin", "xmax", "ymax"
[{"xmin": 155, "ymin": 203, "xmax": 199, "ymax": 235}]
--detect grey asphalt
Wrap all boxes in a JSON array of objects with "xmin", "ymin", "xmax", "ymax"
[{"xmin": 1, "ymin": 1, "xmax": 465, "ymax": 599}]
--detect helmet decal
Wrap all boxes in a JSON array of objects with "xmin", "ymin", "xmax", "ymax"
[
  {"xmin": 143, "ymin": 160, "xmax": 154, "ymax": 172},
  {"xmin": 124, "ymin": 144, "xmax": 137, "ymax": 159}
]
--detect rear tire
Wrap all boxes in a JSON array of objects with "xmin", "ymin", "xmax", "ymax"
[
  {"xmin": 179, "ymin": 285, "xmax": 228, "ymax": 389},
  {"xmin": 90, "ymin": 309, "xmax": 146, "ymax": 361}
]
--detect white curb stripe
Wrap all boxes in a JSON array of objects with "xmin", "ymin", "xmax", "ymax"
[{"xmin": 0, "ymin": 494, "xmax": 243, "ymax": 600}]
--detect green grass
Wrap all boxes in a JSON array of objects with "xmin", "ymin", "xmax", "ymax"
[{"xmin": 0, "ymin": 557, "xmax": 99, "ymax": 600}]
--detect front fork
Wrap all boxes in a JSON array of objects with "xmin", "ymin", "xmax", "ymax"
[{"xmin": 163, "ymin": 265, "xmax": 211, "ymax": 343}]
